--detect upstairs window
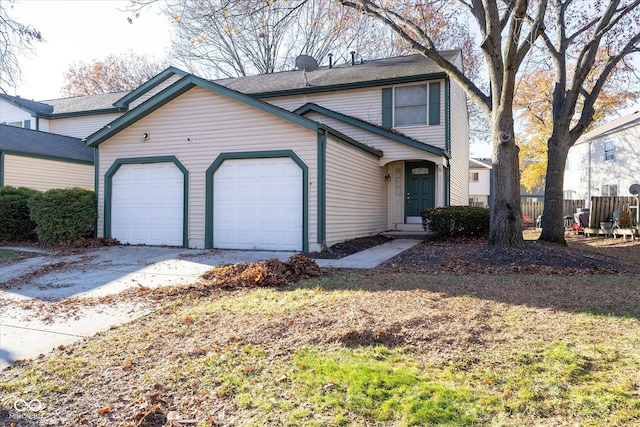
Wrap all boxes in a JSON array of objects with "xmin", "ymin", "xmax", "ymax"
[
  {"xmin": 394, "ymin": 85, "xmax": 429, "ymax": 126},
  {"xmin": 382, "ymin": 82, "xmax": 441, "ymax": 128},
  {"xmin": 604, "ymin": 140, "xmax": 614, "ymax": 161},
  {"xmin": 469, "ymin": 172, "xmax": 479, "ymax": 182}
]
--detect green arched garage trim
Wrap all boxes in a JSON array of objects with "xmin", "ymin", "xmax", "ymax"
[
  {"xmin": 205, "ymin": 150, "xmax": 308, "ymax": 251},
  {"xmin": 103, "ymin": 156, "xmax": 189, "ymax": 247}
]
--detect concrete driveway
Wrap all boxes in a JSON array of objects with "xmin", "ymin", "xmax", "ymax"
[{"xmin": 0, "ymin": 239, "xmax": 421, "ymax": 370}]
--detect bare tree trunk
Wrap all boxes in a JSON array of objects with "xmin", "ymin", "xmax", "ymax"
[
  {"xmin": 489, "ymin": 113, "xmax": 524, "ymax": 246},
  {"xmin": 540, "ymin": 136, "xmax": 569, "ymax": 244}
]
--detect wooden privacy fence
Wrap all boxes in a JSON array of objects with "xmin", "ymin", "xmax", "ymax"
[
  {"xmin": 587, "ymin": 196, "xmax": 638, "ymax": 228},
  {"xmin": 521, "ymin": 200, "xmax": 585, "ymax": 220}
]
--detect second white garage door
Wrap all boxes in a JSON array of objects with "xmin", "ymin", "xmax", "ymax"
[
  {"xmin": 111, "ymin": 162, "xmax": 184, "ymax": 246},
  {"xmin": 214, "ymin": 157, "xmax": 302, "ymax": 250}
]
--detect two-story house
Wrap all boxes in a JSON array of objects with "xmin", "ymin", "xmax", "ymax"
[
  {"xmin": 564, "ymin": 111, "xmax": 640, "ymax": 205},
  {"xmin": 84, "ymin": 52, "xmax": 470, "ymax": 251}
]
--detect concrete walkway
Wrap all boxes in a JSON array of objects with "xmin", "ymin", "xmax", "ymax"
[{"xmin": 0, "ymin": 239, "xmax": 422, "ymax": 369}]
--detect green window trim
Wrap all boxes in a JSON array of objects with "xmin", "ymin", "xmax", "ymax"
[
  {"xmin": 204, "ymin": 150, "xmax": 309, "ymax": 251},
  {"xmin": 103, "ymin": 156, "xmax": 189, "ymax": 247},
  {"xmin": 382, "ymin": 82, "xmax": 442, "ymax": 129}
]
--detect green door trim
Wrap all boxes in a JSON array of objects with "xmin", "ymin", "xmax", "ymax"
[
  {"xmin": 205, "ymin": 150, "xmax": 309, "ymax": 251},
  {"xmin": 103, "ymin": 156, "xmax": 189, "ymax": 247}
]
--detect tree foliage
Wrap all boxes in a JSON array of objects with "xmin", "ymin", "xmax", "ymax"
[
  {"xmin": 61, "ymin": 53, "xmax": 167, "ymax": 96},
  {"xmin": 515, "ymin": 63, "xmax": 638, "ymax": 193},
  {"xmin": 536, "ymin": 0, "xmax": 640, "ymax": 244},
  {"xmin": 0, "ymin": 0, "xmax": 42, "ymax": 92}
]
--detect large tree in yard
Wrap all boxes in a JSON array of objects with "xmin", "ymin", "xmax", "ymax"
[
  {"xmin": 515, "ymin": 65, "xmax": 637, "ymax": 195},
  {"xmin": 536, "ymin": 0, "xmax": 640, "ymax": 244},
  {"xmin": 338, "ymin": 0, "xmax": 548, "ymax": 246}
]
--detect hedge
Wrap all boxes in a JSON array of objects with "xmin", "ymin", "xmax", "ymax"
[
  {"xmin": 0, "ymin": 186, "xmax": 40, "ymax": 241},
  {"xmin": 28, "ymin": 187, "xmax": 96, "ymax": 243},
  {"xmin": 421, "ymin": 206, "xmax": 490, "ymax": 237}
]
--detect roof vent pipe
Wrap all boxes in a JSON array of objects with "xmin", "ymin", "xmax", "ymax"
[
  {"xmin": 350, "ymin": 51, "xmax": 356, "ymax": 66},
  {"xmin": 328, "ymin": 53, "xmax": 333, "ymax": 69}
]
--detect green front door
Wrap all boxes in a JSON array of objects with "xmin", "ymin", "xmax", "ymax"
[{"xmin": 405, "ymin": 161, "xmax": 435, "ymax": 219}]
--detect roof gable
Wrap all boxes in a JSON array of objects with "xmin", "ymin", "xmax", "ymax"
[
  {"xmin": 0, "ymin": 124, "xmax": 94, "ymax": 163},
  {"xmin": 113, "ymin": 66, "xmax": 189, "ymax": 109},
  {"xmin": 295, "ymin": 103, "xmax": 447, "ymax": 158},
  {"xmin": 85, "ymin": 74, "xmax": 326, "ymax": 147}
]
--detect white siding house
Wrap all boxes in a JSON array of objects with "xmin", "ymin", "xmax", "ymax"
[
  {"xmin": 469, "ymin": 158, "xmax": 491, "ymax": 206},
  {"xmin": 564, "ymin": 111, "xmax": 640, "ymax": 204}
]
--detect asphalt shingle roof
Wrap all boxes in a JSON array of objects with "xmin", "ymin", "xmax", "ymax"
[
  {"xmin": 215, "ymin": 51, "xmax": 460, "ymax": 95},
  {"xmin": 0, "ymin": 124, "xmax": 94, "ymax": 163},
  {"xmin": 40, "ymin": 91, "xmax": 129, "ymax": 114}
]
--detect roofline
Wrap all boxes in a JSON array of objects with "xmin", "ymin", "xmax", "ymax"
[
  {"xmin": 294, "ymin": 102, "xmax": 447, "ymax": 158},
  {"xmin": 241, "ymin": 72, "xmax": 448, "ymax": 98},
  {"xmin": 114, "ymin": 66, "xmax": 189, "ymax": 109},
  {"xmin": 0, "ymin": 93, "xmax": 51, "ymax": 117},
  {"xmin": 85, "ymin": 74, "xmax": 331, "ymax": 147},
  {"xmin": 579, "ymin": 112, "xmax": 640, "ymax": 143},
  {"xmin": 321, "ymin": 126, "xmax": 382, "ymax": 158},
  {"xmin": 46, "ymin": 108, "xmax": 125, "ymax": 119},
  {"xmin": 470, "ymin": 157, "xmax": 492, "ymax": 169},
  {"xmin": 1, "ymin": 149, "xmax": 94, "ymax": 165}
]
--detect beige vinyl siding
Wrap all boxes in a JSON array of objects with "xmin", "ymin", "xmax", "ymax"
[
  {"xmin": 263, "ymin": 87, "xmax": 383, "ymax": 124},
  {"xmin": 448, "ymin": 81, "xmax": 469, "ymax": 205},
  {"xmin": 263, "ymin": 83, "xmax": 446, "ymax": 148},
  {"xmin": 97, "ymin": 86, "xmax": 319, "ymax": 249},
  {"xmin": 129, "ymin": 74, "xmax": 185, "ymax": 109},
  {"xmin": 304, "ymin": 111, "xmax": 444, "ymax": 166},
  {"xmin": 324, "ymin": 137, "xmax": 387, "ymax": 246},
  {"xmin": 390, "ymin": 80, "xmax": 446, "ymax": 145},
  {"xmin": 49, "ymin": 114, "xmax": 122, "ymax": 139},
  {"xmin": 3, "ymin": 154, "xmax": 93, "ymax": 191}
]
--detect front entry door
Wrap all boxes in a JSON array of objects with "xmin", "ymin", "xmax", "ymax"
[{"xmin": 405, "ymin": 161, "xmax": 435, "ymax": 221}]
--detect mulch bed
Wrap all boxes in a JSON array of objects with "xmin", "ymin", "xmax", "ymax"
[{"xmin": 380, "ymin": 236, "xmax": 639, "ymax": 275}]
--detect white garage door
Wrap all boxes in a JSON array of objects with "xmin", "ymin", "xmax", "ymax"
[
  {"xmin": 111, "ymin": 163, "xmax": 184, "ymax": 246},
  {"xmin": 214, "ymin": 157, "xmax": 302, "ymax": 251}
]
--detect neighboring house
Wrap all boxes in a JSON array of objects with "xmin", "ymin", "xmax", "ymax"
[
  {"xmin": 520, "ymin": 186, "xmax": 545, "ymax": 203},
  {"xmin": 0, "ymin": 125, "xmax": 94, "ymax": 191},
  {"xmin": 469, "ymin": 157, "xmax": 491, "ymax": 206},
  {"xmin": 0, "ymin": 68, "xmax": 189, "ymax": 139},
  {"xmin": 84, "ymin": 52, "xmax": 470, "ymax": 251},
  {"xmin": 564, "ymin": 111, "xmax": 640, "ymax": 205}
]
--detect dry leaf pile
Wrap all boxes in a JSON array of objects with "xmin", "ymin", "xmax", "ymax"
[{"xmin": 200, "ymin": 254, "xmax": 322, "ymax": 289}]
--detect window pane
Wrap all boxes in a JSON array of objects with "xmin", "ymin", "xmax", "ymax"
[
  {"xmin": 395, "ymin": 85, "xmax": 428, "ymax": 126},
  {"xmin": 395, "ymin": 85, "xmax": 428, "ymax": 107},
  {"xmin": 396, "ymin": 105, "xmax": 428, "ymax": 126}
]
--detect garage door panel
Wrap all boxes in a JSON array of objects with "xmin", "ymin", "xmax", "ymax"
[
  {"xmin": 214, "ymin": 157, "xmax": 302, "ymax": 251},
  {"xmin": 111, "ymin": 163, "xmax": 184, "ymax": 246}
]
